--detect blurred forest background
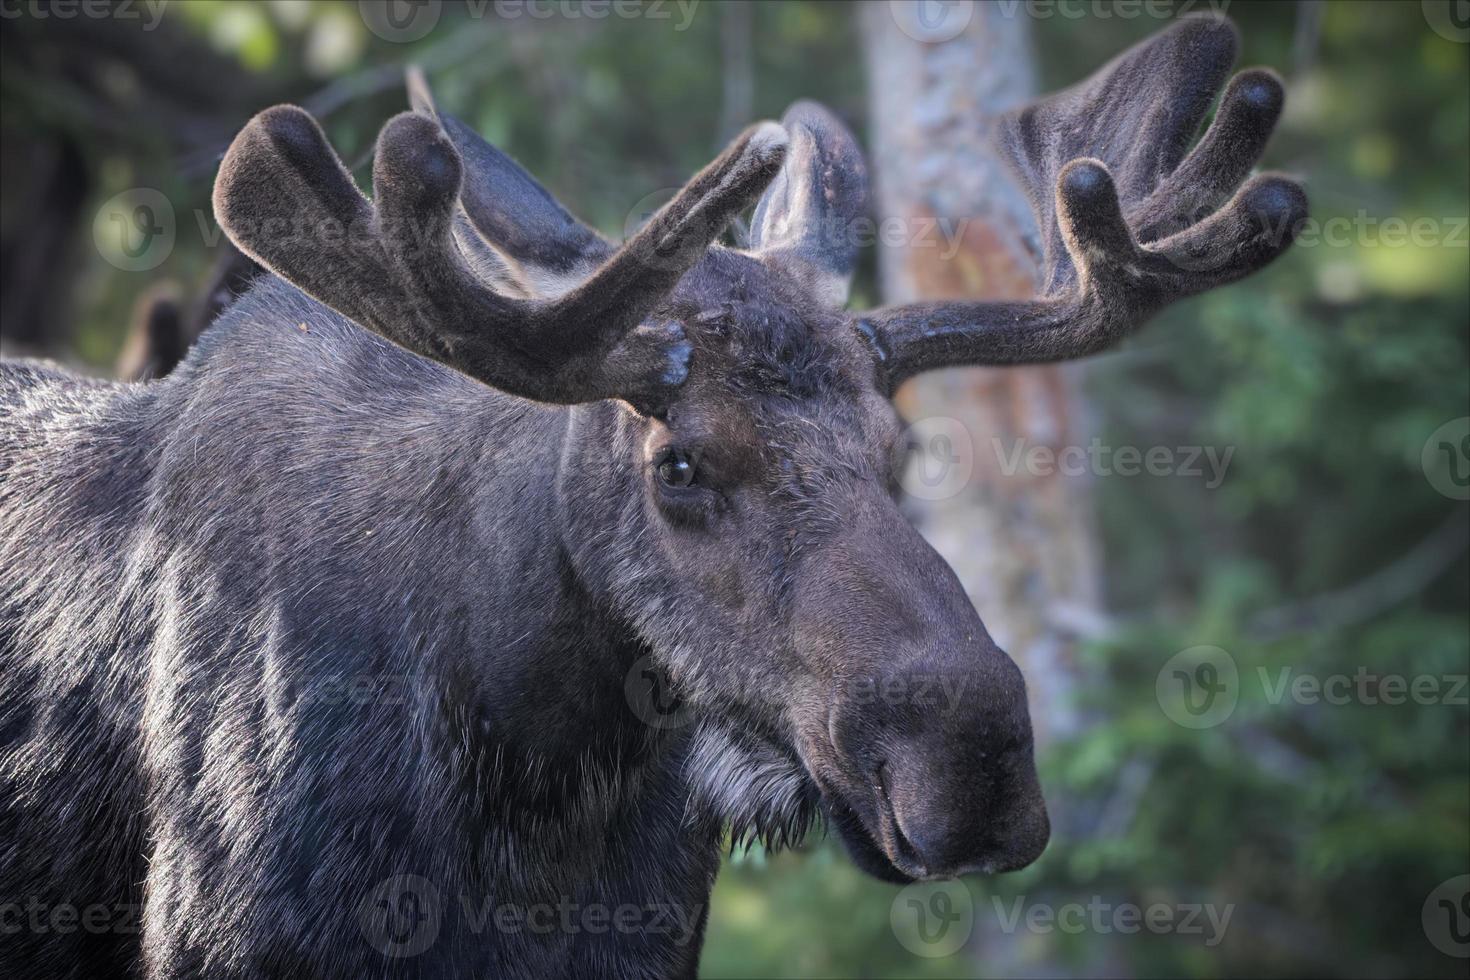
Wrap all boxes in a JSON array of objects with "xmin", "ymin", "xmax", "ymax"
[{"xmin": 1, "ymin": 1, "xmax": 1466, "ymax": 977}]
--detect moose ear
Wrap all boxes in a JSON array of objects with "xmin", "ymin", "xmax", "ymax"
[
  {"xmin": 407, "ymin": 67, "xmax": 613, "ymax": 297},
  {"xmin": 748, "ymin": 100, "xmax": 869, "ymax": 309}
]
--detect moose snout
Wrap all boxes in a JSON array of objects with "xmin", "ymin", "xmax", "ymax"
[
  {"xmin": 795, "ymin": 518, "xmax": 1050, "ymax": 880},
  {"xmin": 829, "ymin": 654, "xmax": 1050, "ymax": 880},
  {"xmin": 876, "ymin": 728, "xmax": 1051, "ymax": 879}
]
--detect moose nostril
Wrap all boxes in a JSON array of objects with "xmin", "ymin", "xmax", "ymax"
[
  {"xmin": 876, "ymin": 761, "xmax": 933, "ymax": 877},
  {"xmin": 873, "ymin": 761, "xmax": 896, "ymax": 819}
]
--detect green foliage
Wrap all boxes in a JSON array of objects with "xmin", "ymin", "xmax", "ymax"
[{"xmin": 1021, "ymin": 6, "xmax": 1470, "ymax": 977}]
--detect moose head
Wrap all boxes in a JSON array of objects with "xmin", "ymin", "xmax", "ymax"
[{"xmin": 213, "ymin": 15, "xmax": 1304, "ymax": 884}]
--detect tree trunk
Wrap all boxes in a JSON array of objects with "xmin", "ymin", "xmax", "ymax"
[{"xmin": 859, "ymin": 2, "xmax": 1101, "ymax": 744}]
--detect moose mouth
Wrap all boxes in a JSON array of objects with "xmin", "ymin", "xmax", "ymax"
[
  {"xmin": 692, "ymin": 718, "xmax": 931, "ymax": 882},
  {"xmin": 820, "ymin": 777, "xmax": 928, "ymax": 884}
]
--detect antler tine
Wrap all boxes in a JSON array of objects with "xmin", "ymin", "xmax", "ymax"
[
  {"xmin": 864, "ymin": 159, "xmax": 1305, "ymax": 384},
  {"xmin": 861, "ymin": 14, "xmax": 1307, "ymax": 392},
  {"xmin": 1129, "ymin": 68, "xmax": 1286, "ymax": 244},
  {"xmin": 556, "ymin": 121, "xmax": 790, "ymax": 330},
  {"xmin": 215, "ymin": 103, "xmax": 788, "ymax": 410},
  {"xmin": 370, "ymin": 112, "xmax": 526, "ymax": 358},
  {"xmin": 407, "ymin": 66, "xmax": 614, "ymax": 293},
  {"xmin": 213, "ymin": 106, "xmax": 399, "ymax": 339}
]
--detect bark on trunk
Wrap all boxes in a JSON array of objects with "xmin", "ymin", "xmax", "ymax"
[{"xmin": 860, "ymin": 2, "xmax": 1102, "ymax": 743}]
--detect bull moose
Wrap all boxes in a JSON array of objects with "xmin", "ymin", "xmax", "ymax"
[{"xmin": 0, "ymin": 16, "xmax": 1304, "ymax": 979}]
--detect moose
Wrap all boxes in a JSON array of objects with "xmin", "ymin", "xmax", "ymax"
[{"xmin": 0, "ymin": 16, "xmax": 1304, "ymax": 979}]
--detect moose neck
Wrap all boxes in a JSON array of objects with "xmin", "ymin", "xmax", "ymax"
[{"xmin": 445, "ymin": 392, "xmax": 691, "ymax": 817}]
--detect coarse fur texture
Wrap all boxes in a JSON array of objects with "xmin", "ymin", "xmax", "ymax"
[
  {"xmin": 3, "ymin": 280, "xmax": 722, "ymax": 979},
  {"xmin": 1, "ymin": 15, "xmax": 1303, "ymax": 979}
]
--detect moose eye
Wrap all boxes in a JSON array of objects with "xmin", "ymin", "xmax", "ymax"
[{"xmin": 656, "ymin": 450, "xmax": 696, "ymax": 489}]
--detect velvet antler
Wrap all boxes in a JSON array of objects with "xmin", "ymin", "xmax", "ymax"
[
  {"xmin": 861, "ymin": 15, "xmax": 1307, "ymax": 391},
  {"xmin": 404, "ymin": 68, "xmax": 615, "ymax": 299},
  {"xmin": 213, "ymin": 95, "xmax": 788, "ymax": 411}
]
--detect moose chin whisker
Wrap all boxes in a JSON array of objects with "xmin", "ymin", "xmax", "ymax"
[{"xmin": 684, "ymin": 722, "xmax": 821, "ymax": 854}]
